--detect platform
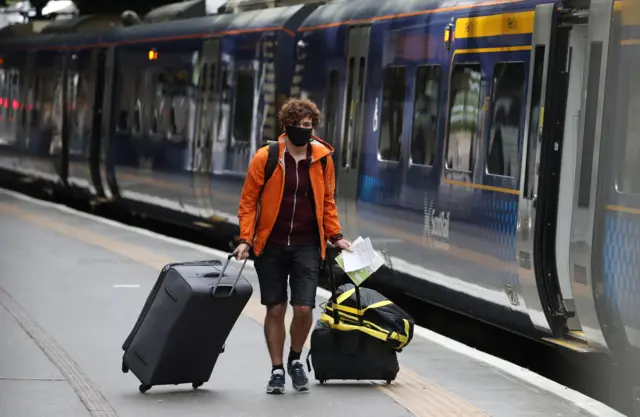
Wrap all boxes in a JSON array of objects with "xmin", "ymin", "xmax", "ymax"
[{"xmin": 0, "ymin": 187, "xmax": 626, "ymax": 417}]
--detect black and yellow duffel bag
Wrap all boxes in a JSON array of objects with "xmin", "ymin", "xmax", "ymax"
[{"xmin": 320, "ymin": 283, "xmax": 415, "ymax": 352}]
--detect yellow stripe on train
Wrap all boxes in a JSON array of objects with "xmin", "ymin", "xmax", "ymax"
[
  {"xmin": 455, "ymin": 11, "xmax": 534, "ymax": 39},
  {"xmin": 615, "ymin": 1, "xmax": 640, "ymax": 26}
]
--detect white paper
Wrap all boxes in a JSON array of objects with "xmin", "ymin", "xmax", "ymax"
[
  {"xmin": 342, "ymin": 237, "xmax": 375, "ymax": 272},
  {"xmin": 334, "ymin": 236, "xmax": 385, "ymax": 286}
]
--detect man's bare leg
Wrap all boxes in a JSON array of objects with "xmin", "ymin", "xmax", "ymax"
[
  {"xmin": 265, "ymin": 302, "xmax": 287, "ymax": 394},
  {"xmin": 287, "ymin": 305, "xmax": 312, "ymax": 392}
]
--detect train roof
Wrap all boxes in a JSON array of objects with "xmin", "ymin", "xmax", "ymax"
[
  {"xmin": 2, "ymin": 3, "xmax": 308, "ymax": 50},
  {"xmin": 300, "ymin": 0, "xmax": 543, "ymax": 30}
]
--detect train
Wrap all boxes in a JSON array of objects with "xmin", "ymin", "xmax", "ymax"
[{"xmin": 0, "ymin": 0, "xmax": 638, "ymax": 384}]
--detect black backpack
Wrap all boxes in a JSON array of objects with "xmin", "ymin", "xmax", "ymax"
[{"xmin": 260, "ymin": 141, "xmax": 328, "ymax": 194}]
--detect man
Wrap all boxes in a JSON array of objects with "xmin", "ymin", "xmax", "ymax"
[{"xmin": 233, "ymin": 98, "xmax": 352, "ymax": 394}]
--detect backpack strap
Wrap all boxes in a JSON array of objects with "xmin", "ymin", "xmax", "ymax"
[{"xmin": 261, "ymin": 142, "xmax": 279, "ymax": 196}]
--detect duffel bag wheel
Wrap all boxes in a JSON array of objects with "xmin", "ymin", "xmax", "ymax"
[
  {"xmin": 192, "ymin": 382, "xmax": 203, "ymax": 390},
  {"xmin": 139, "ymin": 384, "xmax": 151, "ymax": 393},
  {"xmin": 386, "ymin": 380, "xmax": 392, "ymax": 385},
  {"xmin": 319, "ymin": 380, "xmax": 326, "ymax": 385},
  {"xmin": 121, "ymin": 361, "xmax": 129, "ymax": 373}
]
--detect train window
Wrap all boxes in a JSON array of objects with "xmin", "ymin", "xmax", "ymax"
[
  {"xmin": 486, "ymin": 62, "xmax": 526, "ymax": 177},
  {"xmin": 410, "ymin": 65, "xmax": 441, "ymax": 166},
  {"xmin": 578, "ymin": 42, "xmax": 602, "ymax": 207},
  {"xmin": 446, "ymin": 63, "xmax": 482, "ymax": 172},
  {"xmin": 232, "ymin": 68, "xmax": 254, "ymax": 143},
  {"xmin": 378, "ymin": 66, "xmax": 406, "ymax": 162},
  {"xmin": 523, "ymin": 47, "xmax": 545, "ymax": 199},
  {"xmin": 323, "ymin": 69, "xmax": 340, "ymax": 147},
  {"xmin": 617, "ymin": 56, "xmax": 640, "ymax": 195}
]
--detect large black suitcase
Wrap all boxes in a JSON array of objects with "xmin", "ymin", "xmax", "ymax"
[
  {"xmin": 121, "ymin": 254, "xmax": 252, "ymax": 393},
  {"xmin": 306, "ymin": 254, "xmax": 400, "ymax": 384}
]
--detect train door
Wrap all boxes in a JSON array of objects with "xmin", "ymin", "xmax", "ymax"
[
  {"xmin": 192, "ymin": 39, "xmax": 220, "ymax": 218},
  {"xmin": 336, "ymin": 25, "xmax": 370, "ymax": 240},
  {"xmin": 517, "ymin": 4, "xmax": 580, "ymax": 340},
  {"xmin": 569, "ymin": 0, "xmax": 616, "ymax": 352}
]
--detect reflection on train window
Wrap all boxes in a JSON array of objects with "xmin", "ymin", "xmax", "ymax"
[
  {"xmin": 486, "ymin": 62, "xmax": 525, "ymax": 177},
  {"xmin": 323, "ymin": 69, "xmax": 339, "ymax": 147},
  {"xmin": 410, "ymin": 65, "xmax": 441, "ymax": 166},
  {"xmin": 446, "ymin": 63, "xmax": 481, "ymax": 172},
  {"xmin": 233, "ymin": 68, "xmax": 254, "ymax": 143},
  {"xmin": 524, "ymin": 47, "xmax": 545, "ymax": 199},
  {"xmin": 617, "ymin": 57, "xmax": 640, "ymax": 194},
  {"xmin": 155, "ymin": 70, "xmax": 189, "ymax": 140},
  {"xmin": 378, "ymin": 66, "xmax": 406, "ymax": 162}
]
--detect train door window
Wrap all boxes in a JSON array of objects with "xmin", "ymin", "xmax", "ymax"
[
  {"xmin": 232, "ymin": 68, "xmax": 254, "ymax": 143},
  {"xmin": 115, "ymin": 69, "xmax": 130, "ymax": 133},
  {"xmin": 446, "ymin": 63, "xmax": 482, "ymax": 172},
  {"xmin": 131, "ymin": 71, "xmax": 144, "ymax": 134},
  {"xmin": 410, "ymin": 65, "xmax": 441, "ymax": 166},
  {"xmin": 323, "ymin": 69, "xmax": 339, "ymax": 146},
  {"xmin": 617, "ymin": 56, "xmax": 640, "ymax": 194},
  {"xmin": 486, "ymin": 62, "xmax": 526, "ymax": 177},
  {"xmin": 523, "ymin": 47, "xmax": 545, "ymax": 198},
  {"xmin": 350, "ymin": 57, "xmax": 366, "ymax": 169},
  {"xmin": 341, "ymin": 58, "xmax": 355, "ymax": 167},
  {"xmin": 378, "ymin": 66, "xmax": 406, "ymax": 162},
  {"xmin": 9, "ymin": 69, "xmax": 20, "ymax": 124}
]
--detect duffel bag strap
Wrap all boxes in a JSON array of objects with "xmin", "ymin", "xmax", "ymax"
[
  {"xmin": 320, "ymin": 313, "xmax": 390, "ymax": 344},
  {"xmin": 305, "ymin": 350, "xmax": 313, "ymax": 372}
]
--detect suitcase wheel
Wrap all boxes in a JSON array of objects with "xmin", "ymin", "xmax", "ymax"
[
  {"xmin": 192, "ymin": 383, "xmax": 203, "ymax": 390},
  {"xmin": 121, "ymin": 361, "xmax": 129, "ymax": 374},
  {"xmin": 386, "ymin": 380, "xmax": 392, "ymax": 385},
  {"xmin": 319, "ymin": 380, "xmax": 326, "ymax": 385},
  {"xmin": 139, "ymin": 384, "xmax": 152, "ymax": 393}
]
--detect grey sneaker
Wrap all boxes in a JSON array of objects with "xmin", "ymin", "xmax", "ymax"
[
  {"xmin": 267, "ymin": 369, "xmax": 285, "ymax": 394},
  {"xmin": 287, "ymin": 360, "xmax": 310, "ymax": 392}
]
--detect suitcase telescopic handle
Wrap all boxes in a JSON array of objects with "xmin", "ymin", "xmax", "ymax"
[{"xmin": 210, "ymin": 254, "xmax": 248, "ymax": 298}]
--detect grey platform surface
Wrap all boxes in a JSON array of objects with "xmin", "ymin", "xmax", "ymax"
[{"xmin": 0, "ymin": 188, "xmax": 623, "ymax": 417}]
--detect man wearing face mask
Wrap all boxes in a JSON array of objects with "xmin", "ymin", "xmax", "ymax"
[{"xmin": 234, "ymin": 98, "xmax": 352, "ymax": 395}]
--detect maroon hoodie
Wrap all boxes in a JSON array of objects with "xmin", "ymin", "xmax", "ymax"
[{"xmin": 267, "ymin": 145, "xmax": 319, "ymax": 246}]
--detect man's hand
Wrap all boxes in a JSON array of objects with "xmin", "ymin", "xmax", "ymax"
[
  {"xmin": 233, "ymin": 243, "xmax": 251, "ymax": 260},
  {"xmin": 333, "ymin": 239, "xmax": 353, "ymax": 252}
]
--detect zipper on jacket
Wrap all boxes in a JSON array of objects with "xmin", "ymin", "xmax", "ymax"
[{"xmin": 288, "ymin": 160, "xmax": 300, "ymax": 246}]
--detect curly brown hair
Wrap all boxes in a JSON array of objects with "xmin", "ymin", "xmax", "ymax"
[{"xmin": 278, "ymin": 98, "xmax": 321, "ymax": 128}]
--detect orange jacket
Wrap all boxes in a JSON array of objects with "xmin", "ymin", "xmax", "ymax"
[{"xmin": 238, "ymin": 134, "xmax": 342, "ymax": 259}]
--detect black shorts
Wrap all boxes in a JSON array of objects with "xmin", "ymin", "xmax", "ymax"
[{"xmin": 254, "ymin": 243, "xmax": 321, "ymax": 308}]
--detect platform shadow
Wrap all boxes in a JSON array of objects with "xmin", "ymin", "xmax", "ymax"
[
  {"xmin": 311, "ymin": 381, "xmax": 385, "ymax": 390},
  {"xmin": 120, "ymin": 386, "xmax": 220, "ymax": 401}
]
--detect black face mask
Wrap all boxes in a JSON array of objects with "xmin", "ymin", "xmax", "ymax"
[{"xmin": 285, "ymin": 125, "xmax": 312, "ymax": 147}]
